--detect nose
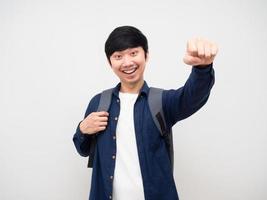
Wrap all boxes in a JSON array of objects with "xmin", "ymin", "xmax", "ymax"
[{"xmin": 122, "ymin": 55, "xmax": 134, "ymax": 67}]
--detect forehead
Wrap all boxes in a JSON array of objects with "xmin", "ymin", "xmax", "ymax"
[{"xmin": 112, "ymin": 46, "xmax": 143, "ymax": 54}]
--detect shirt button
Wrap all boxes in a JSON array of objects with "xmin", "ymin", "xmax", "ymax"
[
  {"xmin": 113, "ymin": 135, "xmax": 116, "ymax": 140},
  {"xmin": 114, "ymin": 117, "xmax": 118, "ymax": 121},
  {"xmin": 112, "ymin": 155, "xmax": 116, "ymax": 159},
  {"xmin": 110, "ymin": 175, "xmax": 113, "ymax": 180},
  {"xmin": 117, "ymin": 99, "xmax": 120, "ymax": 103},
  {"xmin": 109, "ymin": 195, "xmax": 112, "ymax": 199}
]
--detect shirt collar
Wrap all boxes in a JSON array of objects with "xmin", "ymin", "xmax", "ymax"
[{"xmin": 112, "ymin": 81, "xmax": 149, "ymax": 98}]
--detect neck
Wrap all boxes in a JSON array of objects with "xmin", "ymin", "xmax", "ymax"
[{"xmin": 120, "ymin": 80, "xmax": 144, "ymax": 94}]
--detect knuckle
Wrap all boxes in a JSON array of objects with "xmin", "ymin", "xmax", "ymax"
[{"xmin": 198, "ymin": 52, "xmax": 204, "ymax": 56}]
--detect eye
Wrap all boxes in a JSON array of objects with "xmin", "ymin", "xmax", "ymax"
[
  {"xmin": 113, "ymin": 54, "xmax": 122, "ymax": 60},
  {"xmin": 130, "ymin": 51, "xmax": 138, "ymax": 56}
]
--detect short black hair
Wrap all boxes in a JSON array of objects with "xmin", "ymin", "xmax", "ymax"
[{"xmin": 105, "ymin": 26, "xmax": 148, "ymax": 63}]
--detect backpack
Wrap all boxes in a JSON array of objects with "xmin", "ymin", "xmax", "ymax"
[{"xmin": 87, "ymin": 87, "xmax": 174, "ymax": 172}]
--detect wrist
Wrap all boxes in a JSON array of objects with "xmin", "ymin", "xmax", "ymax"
[{"xmin": 79, "ymin": 121, "xmax": 87, "ymax": 134}]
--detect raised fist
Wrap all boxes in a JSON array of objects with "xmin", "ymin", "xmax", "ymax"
[{"xmin": 183, "ymin": 37, "xmax": 218, "ymax": 66}]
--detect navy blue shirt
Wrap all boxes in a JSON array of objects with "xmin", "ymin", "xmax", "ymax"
[{"xmin": 73, "ymin": 64, "xmax": 215, "ymax": 200}]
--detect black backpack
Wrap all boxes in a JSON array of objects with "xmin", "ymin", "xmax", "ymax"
[{"xmin": 87, "ymin": 87, "xmax": 174, "ymax": 172}]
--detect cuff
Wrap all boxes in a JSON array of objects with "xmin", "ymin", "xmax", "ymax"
[
  {"xmin": 76, "ymin": 121, "xmax": 92, "ymax": 141},
  {"xmin": 192, "ymin": 63, "xmax": 213, "ymax": 73}
]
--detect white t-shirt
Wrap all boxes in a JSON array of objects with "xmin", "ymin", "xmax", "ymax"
[{"xmin": 112, "ymin": 92, "xmax": 145, "ymax": 200}]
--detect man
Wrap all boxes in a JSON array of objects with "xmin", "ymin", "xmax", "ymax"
[{"xmin": 73, "ymin": 26, "xmax": 218, "ymax": 200}]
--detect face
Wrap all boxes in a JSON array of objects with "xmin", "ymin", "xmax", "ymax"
[{"xmin": 109, "ymin": 47, "xmax": 148, "ymax": 88}]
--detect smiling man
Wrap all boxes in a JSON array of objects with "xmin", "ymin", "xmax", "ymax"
[{"xmin": 73, "ymin": 26, "xmax": 218, "ymax": 200}]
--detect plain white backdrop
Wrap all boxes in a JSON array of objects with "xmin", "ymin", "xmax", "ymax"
[{"xmin": 1, "ymin": 0, "xmax": 267, "ymax": 199}]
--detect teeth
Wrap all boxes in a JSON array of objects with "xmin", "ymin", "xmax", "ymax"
[{"xmin": 122, "ymin": 67, "xmax": 137, "ymax": 74}]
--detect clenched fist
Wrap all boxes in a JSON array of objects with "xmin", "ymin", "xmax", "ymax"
[
  {"xmin": 79, "ymin": 111, "xmax": 109, "ymax": 135},
  {"xmin": 183, "ymin": 38, "xmax": 218, "ymax": 66}
]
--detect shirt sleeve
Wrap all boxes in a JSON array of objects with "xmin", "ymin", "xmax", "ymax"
[
  {"xmin": 72, "ymin": 93, "xmax": 101, "ymax": 157},
  {"xmin": 163, "ymin": 63, "xmax": 215, "ymax": 128}
]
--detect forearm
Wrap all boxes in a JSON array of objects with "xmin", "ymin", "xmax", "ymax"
[
  {"xmin": 73, "ymin": 93, "xmax": 101, "ymax": 157},
  {"xmin": 163, "ymin": 63, "xmax": 215, "ymax": 127},
  {"xmin": 73, "ymin": 122, "xmax": 93, "ymax": 157},
  {"xmin": 185, "ymin": 63, "xmax": 215, "ymax": 106}
]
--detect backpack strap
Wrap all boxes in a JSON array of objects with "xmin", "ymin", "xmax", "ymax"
[
  {"xmin": 97, "ymin": 88, "xmax": 114, "ymax": 112},
  {"xmin": 148, "ymin": 87, "xmax": 174, "ymax": 172},
  {"xmin": 148, "ymin": 87, "xmax": 168, "ymax": 136},
  {"xmin": 87, "ymin": 88, "xmax": 113, "ymax": 168}
]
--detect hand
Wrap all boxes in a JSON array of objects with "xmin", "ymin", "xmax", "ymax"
[
  {"xmin": 79, "ymin": 111, "xmax": 109, "ymax": 135},
  {"xmin": 183, "ymin": 37, "xmax": 218, "ymax": 66}
]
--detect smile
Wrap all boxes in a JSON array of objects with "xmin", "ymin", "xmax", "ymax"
[{"xmin": 122, "ymin": 66, "xmax": 138, "ymax": 74}]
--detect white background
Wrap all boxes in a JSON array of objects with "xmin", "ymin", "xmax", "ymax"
[{"xmin": 1, "ymin": 0, "xmax": 267, "ymax": 199}]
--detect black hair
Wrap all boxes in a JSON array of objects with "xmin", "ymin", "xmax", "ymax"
[{"xmin": 105, "ymin": 26, "xmax": 148, "ymax": 63}]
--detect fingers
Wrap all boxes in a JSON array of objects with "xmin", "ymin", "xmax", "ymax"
[
  {"xmin": 92, "ymin": 111, "xmax": 109, "ymax": 122},
  {"xmin": 95, "ymin": 121, "xmax": 108, "ymax": 127},
  {"xmin": 204, "ymin": 43, "xmax": 211, "ymax": 58},
  {"xmin": 80, "ymin": 111, "xmax": 110, "ymax": 134},
  {"xmin": 187, "ymin": 38, "xmax": 218, "ymax": 58},
  {"xmin": 97, "ymin": 116, "xmax": 109, "ymax": 122},
  {"xmin": 92, "ymin": 112, "xmax": 109, "ymax": 133},
  {"xmin": 196, "ymin": 39, "xmax": 205, "ymax": 58},
  {"xmin": 187, "ymin": 39, "xmax": 198, "ymax": 56},
  {"xmin": 185, "ymin": 37, "xmax": 218, "ymax": 66},
  {"xmin": 211, "ymin": 43, "xmax": 218, "ymax": 56},
  {"xmin": 91, "ymin": 112, "xmax": 109, "ymax": 124},
  {"xmin": 92, "ymin": 111, "xmax": 109, "ymax": 117}
]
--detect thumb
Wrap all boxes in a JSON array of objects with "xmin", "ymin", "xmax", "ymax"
[{"xmin": 183, "ymin": 54, "xmax": 203, "ymax": 66}]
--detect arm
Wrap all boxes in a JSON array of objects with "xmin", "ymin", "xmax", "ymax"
[
  {"xmin": 73, "ymin": 93, "xmax": 108, "ymax": 157},
  {"xmin": 163, "ymin": 38, "xmax": 218, "ymax": 127},
  {"xmin": 163, "ymin": 64, "xmax": 215, "ymax": 127}
]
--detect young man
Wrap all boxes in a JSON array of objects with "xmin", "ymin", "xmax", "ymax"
[{"xmin": 73, "ymin": 26, "xmax": 218, "ymax": 200}]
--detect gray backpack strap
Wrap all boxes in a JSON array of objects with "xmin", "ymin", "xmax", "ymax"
[
  {"xmin": 148, "ymin": 87, "xmax": 174, "ymax": 172},
  {"xmin": 148, "ymin": 87, "xmax": 168, "ymax": 136},
  {"xmin": 97, "ymin": 88, "xmax": 114, "ymax": 112},
  {"xmin": 87, "ymin": 88, "xmax": 113, "ymax": 168},
  {"xmin": 166, "ymin": 129, "xmax": 174, "ymax": 172}
]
